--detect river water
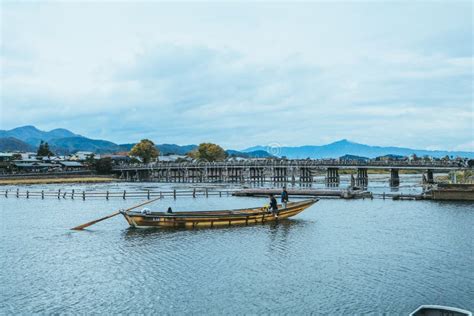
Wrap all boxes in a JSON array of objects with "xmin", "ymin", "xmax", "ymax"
[{"xmin": 0, "ymin": 176, "xmax": 473, "ymax": 314}]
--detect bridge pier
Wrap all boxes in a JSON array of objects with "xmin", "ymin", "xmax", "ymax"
[
  {"xmin": 238, "ymin": 168, "xmax": 243, "ymax": 182},
  {"xmin": 193, "ymin": 168, "xmax": 199, "ymax": 183},
  {"xmin": 300, "ymin": 167, "xmax": 312, "ymax": 182},
  {"xmin": 274, "ymin": 167, "xmax": 287, "ymax": 182},
  {"xmin": 427, "ymin": 169, "xmax": 434, "ymax": 184},
  {"xmin": 450, "ymin": 171, "xmax": 457, "ymax": 184},
  {"xmin": 390, "ymin": 169, "xmax": 400, "ymax": 187},
  {"xmin": 204, "ymin": 166, "xmax": 212, "ymax": 182},
  {"xmin": 250, "ymin": 167, "xmax": 264, "ymax": 182},
  {"xmin": 184, "ymin": 168, "xmax": 189, "ymax": 182},
  {"xmin": 259, "ymin": 167, "xmax": 265, "ymax": 183},
  {"xmin": 227, "ymin": 167, "xmax": 243, "ymax": 182},
  {"xmin": 207, "ymin": 167, "xmax": 216, "ymax": 182},
  {"xmin": 356, "ymin": 168, "xmax": 368, "ymax": 187},
  {"xmin": 326, "ymin": 168, "xmax": 339, "ymax": 187},
  {"xmin": 291, "ymin": 167, "xmax": 296, "ymax": 185}
]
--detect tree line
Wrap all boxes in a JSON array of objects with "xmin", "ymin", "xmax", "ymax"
[
  {"xmin": 129, "ymin": 139, "xmax": 226, "ymax": 163},
  {"xmin": 33, "ymin": 138, "xmax": 226, "ymax": 163}
]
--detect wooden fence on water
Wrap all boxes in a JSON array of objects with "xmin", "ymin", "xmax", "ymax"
[
  {"xmin": 1, "ymin": 187, "xmax": 429, "ymax": 201},
  {"xmin": 2, "ymin": 188, "xmax": 235, "ymax": 200}
]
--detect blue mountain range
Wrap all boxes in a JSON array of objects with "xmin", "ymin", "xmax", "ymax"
[
  {"xmin": 0, "ymin": 126, "xmax": 472, "ymax": 158},
  {"xmin": 243, "ymin": 139, "xmax": 473, "ymax": 159}
]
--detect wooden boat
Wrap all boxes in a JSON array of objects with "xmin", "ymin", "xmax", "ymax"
[
  {"xmin": 410, "ymin": 305, "xmax": 472, "ymax": 316},
  {"xmin": 120, "ymin": 198, "xmax": 318, "ymax": 229}
]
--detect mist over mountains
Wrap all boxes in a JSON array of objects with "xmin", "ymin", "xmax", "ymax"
[{"xmin": 1, "ymin": 126, "xmax": 473, "ymax": 158}]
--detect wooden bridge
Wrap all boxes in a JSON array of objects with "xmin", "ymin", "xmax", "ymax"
[{"xmin": 112, "ymin": 160, "xmax": 469, "ymax": 186}]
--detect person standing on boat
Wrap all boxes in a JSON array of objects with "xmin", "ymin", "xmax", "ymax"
[
  {"xmin": 281, "ymin": 187, "xmax": 289, "ymax": 209},
  {"xmin": 269, "ymin": 194, "xmax": 279, "ymax": 218}
]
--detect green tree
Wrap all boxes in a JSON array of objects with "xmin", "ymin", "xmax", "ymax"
[
  {"xmin": 129, "ymin": 157, "xmax": 141, "ymax": 164},
  {"xmin": 37, "ymin": 140, "xmax": 53, "ymax": 157},
  {"xmin": 188, "ymin": 143, "xmax": 227, "ymax": 162},
  {"xmin": 85, "ymin": 153, "xmax": 96, "ymax": 166},
  {"xmin": 129, "ymin": 139, "xmax": 159, "ymax": 163},
  {"xmin": 95, "ymin": 157, "xmax": 113, "ymax": 174}
]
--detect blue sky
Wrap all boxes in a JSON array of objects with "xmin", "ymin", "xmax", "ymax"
[{"xmin": 1, "ymin": 1, "xmax": 472, "ymax": 151}]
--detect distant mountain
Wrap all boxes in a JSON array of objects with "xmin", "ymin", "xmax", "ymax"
[
  {"xmin": 226, "ymin": 149, "xmax": 274, "ymax": 158},
  {"xmin": 247, "ymin": 150, "xmax": 275, "ymax": 158},
  {"xmin": 0, "ymin": 125, "xmax": 79, "ymax": 146},
  {"xmin": 0, "ymin": 126, "xmax": 124, "ymax": 154},
  {"xmin": 0, "ymin": 137, "xmax": 34, "ymax": 152},
  {"xmin": 158, "ymin": 144, "xmax": 197, "ymax": 155},
  {"xmin": 49, "ymin": 137, "xmax": 123, "ymax": 154},
  {"xmin": 339, "ymin": 154, "xmax": 369, "ymax": 162},
  {"xmin": 243, "ymin": 139, "xmax": 474, "ymax": 159},
  {"xmin": 118, "ymin": 143, "xmax": 135, "ymax": 151},
  {"xmin": 1, "ymin": 126, "xmax": 472, "ymax": 158},
  {"xmin": 120, "ymin": 143, "xmax": 198, "ymax": 155}
]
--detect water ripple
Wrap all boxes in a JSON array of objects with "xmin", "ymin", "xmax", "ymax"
[{"xmin": 1, "ymin": 193, "xmax": 473, "ymax": 314}]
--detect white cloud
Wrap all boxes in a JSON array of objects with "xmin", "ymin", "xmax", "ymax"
[{"xmin": 0, "ymin": 2, "xmax": 472, "ymax": 150}]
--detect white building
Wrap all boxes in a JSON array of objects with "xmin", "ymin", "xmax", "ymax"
[
  {"xmin": 70, "ymin": 152, "xmax": 101, "ymax": 161},
  {"xmin": 159, "ymin": 155, "xmax": 190, "ymax": 162}
]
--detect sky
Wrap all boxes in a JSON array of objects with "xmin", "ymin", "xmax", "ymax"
[{"xmin": 1, "ymin": 1, "xmax": 473, "ymax": 151}]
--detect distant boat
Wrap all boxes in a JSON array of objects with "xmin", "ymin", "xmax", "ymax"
[
  {"xmin": 410, "ymin": 305, "xmax": 472, "ymax": 316},
  {"xmin": 120, "ymin": 198, "xmax": 318, "ymax": 229}
]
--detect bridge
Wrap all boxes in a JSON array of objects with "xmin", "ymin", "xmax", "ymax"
[{"xmin": 112, "ymin": 160, "xmax": 469, "ymax": 186}]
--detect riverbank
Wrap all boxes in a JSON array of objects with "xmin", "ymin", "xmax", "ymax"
[{"xmin": 0, "ymin": 176, "xmax": 117, "ymax": 185}]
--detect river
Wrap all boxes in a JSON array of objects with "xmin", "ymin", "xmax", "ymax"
[{"xmin": 0, "ymin": 176, "xmax": 473, "ymax": 314}]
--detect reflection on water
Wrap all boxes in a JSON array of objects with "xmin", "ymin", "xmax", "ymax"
[{"xmin": 0, "ymin": 181, "xmax": 473, "ymax": 314}]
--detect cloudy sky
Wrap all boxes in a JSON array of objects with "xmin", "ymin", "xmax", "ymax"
[{"xmin": 1, "ymin": 1, "xmax": 472, "ymax": 151}]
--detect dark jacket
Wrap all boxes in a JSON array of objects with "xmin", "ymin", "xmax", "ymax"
[
  {"xmin": 281, "ymin": 190, "xmax": 289, "ymax": 203},
  {"xmin": 270, "ymin": 197, "xmax": 278, "ymax": 211}
]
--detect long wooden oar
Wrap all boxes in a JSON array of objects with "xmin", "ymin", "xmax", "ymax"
[{"xmin": 71, "ymin": 196, "xmax": 162, "ymax": 230}]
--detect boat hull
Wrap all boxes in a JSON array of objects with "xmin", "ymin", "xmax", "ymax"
[
  {"xmin": 410, "ymin": 305, "xmax": 472, "ymax": 316},
  {"xmin": 121, "ymin": 198, "xmax": 318, "ymax": 229}
]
